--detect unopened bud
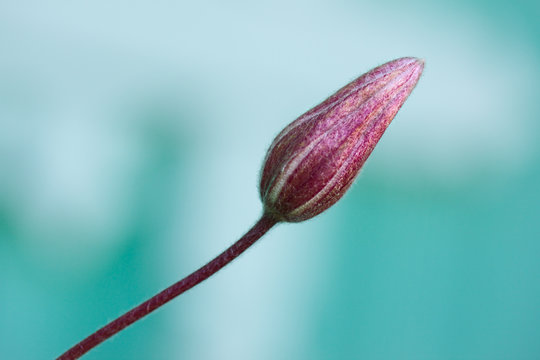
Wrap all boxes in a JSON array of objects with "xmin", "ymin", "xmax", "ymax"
[{"xmin": 260, "ymin": 57, "xmax": 424, "ymax": 222}]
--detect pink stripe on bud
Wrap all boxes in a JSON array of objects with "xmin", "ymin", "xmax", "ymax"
[{"xmin": 260, "ymin": 57, "xmax": 424, "ymax": 222}]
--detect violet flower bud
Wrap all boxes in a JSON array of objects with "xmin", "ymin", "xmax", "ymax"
[{"xmin": 260, "ymin": 57, "xmax": 424, "ymax": 222}]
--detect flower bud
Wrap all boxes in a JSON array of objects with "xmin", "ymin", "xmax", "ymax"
[{"xmin": 260, "ymin": 57, "xmax": 424, "ymax": 222}]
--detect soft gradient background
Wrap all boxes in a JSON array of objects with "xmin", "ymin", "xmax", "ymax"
[{"xmin": 1, "ymin": 1, "xmax": 539, "ymax": 359}]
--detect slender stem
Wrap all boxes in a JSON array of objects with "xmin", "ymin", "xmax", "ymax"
[{"xmin": 57, "ymin": 214, "xmax": 278, "ymax": 360}]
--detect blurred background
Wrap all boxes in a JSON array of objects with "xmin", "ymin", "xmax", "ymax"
[{"xmin": 1, "ymin": 0, "xmax": 539, "ymax": 359}]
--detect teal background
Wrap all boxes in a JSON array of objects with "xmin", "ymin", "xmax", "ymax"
[{"xmin": 1, "ymin": 1, "xmax": 539, "ymax": 359}]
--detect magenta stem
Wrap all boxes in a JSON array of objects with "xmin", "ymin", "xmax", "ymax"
[{"xmin": 57, "ymin": 214, "xmax": 278, "ymax": 360}]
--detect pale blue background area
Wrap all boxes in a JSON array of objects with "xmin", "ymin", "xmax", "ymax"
[{"xmin": 1, "ymin": 0, "xmax": 539, "ymax": 359}]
